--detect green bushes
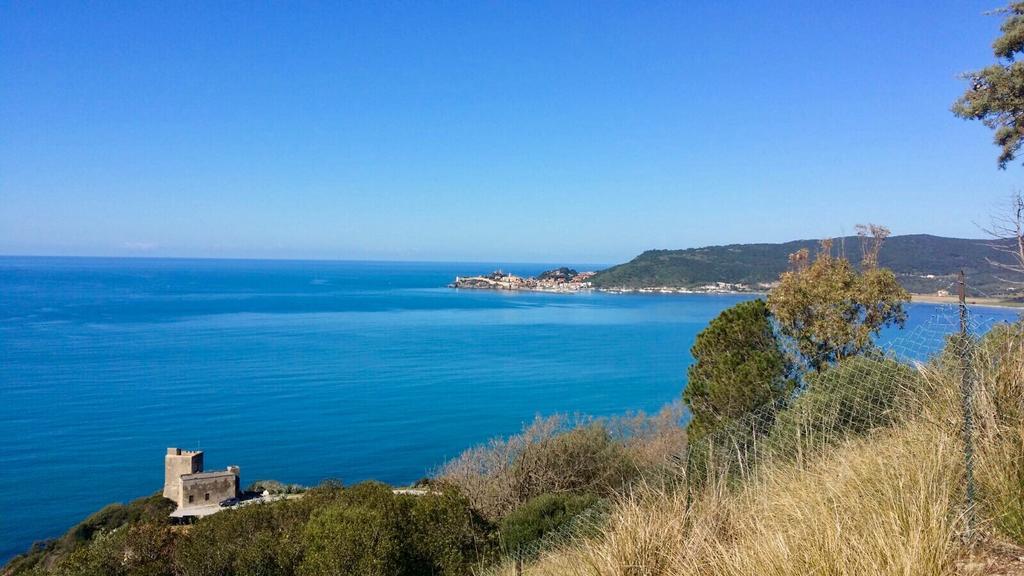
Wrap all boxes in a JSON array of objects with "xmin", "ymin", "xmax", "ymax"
[
  {"xmin": 299, "ymin": 482, "xmax": 493, "ymax": 576},
  {"xmin": 247, "ymin": 480, "xmax": 306, "ymax": 495},
  {"xmin": 44, "ymin": 523, "xmax": 176, "ymax": 576},
  {"xmin": 406, "ymin": 489, "xmax": 497, "ymax": 575},
  {"xmin": 175, "ymin": 481, "xmax": 493, "ymax": 576},
  {"xmin": 498, "ymin": 493, "xmax": 599, "ymax": 554},
  {"xmin": 63, "ymin": 493, "xmax": 174, "ymax": 546},
  {"xmin": 175, "ymin": 491, "xmax": 317, "ymax": 576},
  {"xmin": 438, "ymin": 408, "xmax": 686, "ymax": 522},
  {"xmin": 300, "ymin": 483, "xmax": 410, "ymax": 576}
]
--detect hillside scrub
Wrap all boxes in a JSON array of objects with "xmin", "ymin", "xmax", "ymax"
[
  {"xmin": 2, "ymin": 494, "xmax": 175, "ymax": 575},
  {"xmin": 502, "ymin": 425, "xmax": 963, "ymax": 576},
  {"xmin": 6, "ymin": 482, "xmax": 495, "ymax": 576},
  {"xmin": 761, "ymin": 355, "xmax": 921, "ymax": 461},
  {"xmin": 436, "ymin": 406, "xmax": 686, "ymax": 522},
  {"xmin": 489, "ymin": 320, "xmax": 1024, "ymax": 576}
]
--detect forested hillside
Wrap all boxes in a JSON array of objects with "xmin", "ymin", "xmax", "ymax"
[{"xmin": 591, "ymin": 234, "xmax": 1024, "ymax": 295}]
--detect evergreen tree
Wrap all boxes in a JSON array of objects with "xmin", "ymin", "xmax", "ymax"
[
  {"xmin": 684, "ymin": 299, "xmax": 794, "ymax": 442},
  {"xmin": 953, "ymin": 2, "xmax": 1024, "ymax": 167}
]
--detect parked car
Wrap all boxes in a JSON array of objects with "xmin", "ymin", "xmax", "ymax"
[{"xmin": 219, "ymin": 497, "xmax": 239, "ymax": 508}]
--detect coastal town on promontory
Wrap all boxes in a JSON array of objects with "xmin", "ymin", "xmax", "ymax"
[{"xmin": 449, "ymin": 267, "xmax": 762, "ymax": 294}]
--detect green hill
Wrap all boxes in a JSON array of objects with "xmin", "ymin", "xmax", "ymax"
[{"xmin": 590, "ymin": 234, "xmax": 1024, "ymax": 296}]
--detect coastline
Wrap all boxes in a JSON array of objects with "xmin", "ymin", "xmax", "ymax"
[
  {"xmin": 909, "ymin": 293, "xmax": 1024, "ymax": 310},
  {"xmin": 450, "ymin": 269, "xmax": 767, "ymax": 296},
  {"xmin": 451, "ymin": 280, "xmax": 1024, "ymax": 310},
  {"xmin": 450, "ymin": 284, "xmax": 764, "ymax": 296}
]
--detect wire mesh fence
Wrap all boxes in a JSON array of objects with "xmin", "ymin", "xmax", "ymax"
[{"xmin": 485, "ymin": 301, "xmax": 1020, "ymax": 575}]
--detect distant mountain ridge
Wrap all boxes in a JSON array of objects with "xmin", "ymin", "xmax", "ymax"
[{"xmin": 590, "ymin": 234, "xmax": 1024, "ymax": 296}]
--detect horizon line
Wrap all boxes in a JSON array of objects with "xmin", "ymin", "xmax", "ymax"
[
  {"xmin": 0, "ymin": 253, "xmax": 615, "ymax": 268},
  {"xmin": 0, "ymin": 232, "xmax": 998, "ymax": 267}
]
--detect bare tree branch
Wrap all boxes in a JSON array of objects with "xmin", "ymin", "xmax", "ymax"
[{"xmin": 982, "ymin": 192, "xmax": 1024, "ymax": 284}]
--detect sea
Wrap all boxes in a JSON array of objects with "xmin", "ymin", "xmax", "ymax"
[{"xmin": 1, "ymin": 256, "xmax": 1019, "ymax": 563}]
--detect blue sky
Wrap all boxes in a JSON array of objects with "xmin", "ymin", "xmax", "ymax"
[{"xmin": 1, "ymin": 1, "xmax": 1021, "ymax": 264}]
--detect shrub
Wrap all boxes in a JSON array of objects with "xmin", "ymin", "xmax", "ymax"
[
  {"xmin": 299, "ymin": 481, "xmax": 494, "ymax": 576},
  {"xmin": 299, "ymin": 483, "xmax": 411, "ymax": 576},
  {"xmin": 46, "ymin": 523, "xmax": 176, "ymax": 576},
  {"xmin": 407, "ymin": 488, "xmax": 497, "ymax": 575},
  {"xmin": 175, "ymin": 483, "xmax": 331, "ymax": 576},
  {"xmin": 499, "ymin": 493, "xmax": 599, "ymax": 553},
  {"xmin": 4, "ymin": 494, "xmax": 176, "ymax": 576},
  {"xmin": 767, "ymin": 236, "xmax": 909, "ymax": 372},
  {"xmin": 65, "ymin": 494, "xmax": 173, "ymax": 545},
  {"xmin": 439, "ymin": 408, "xmax": 685, "ymax": 522}
]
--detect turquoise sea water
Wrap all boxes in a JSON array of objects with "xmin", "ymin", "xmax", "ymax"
[{"xmin": 1, "ymin": 256, "xmax": 1019, "ymax": 562}]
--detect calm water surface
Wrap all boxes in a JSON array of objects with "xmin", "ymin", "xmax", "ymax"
[{"xmin": 1, "ymin": 257, "xmax": 1019, "ymax": 561}]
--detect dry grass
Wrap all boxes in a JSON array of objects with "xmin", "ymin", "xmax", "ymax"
[
  {"xmin": 486, "ymin": 322, "xmax": 1024, "ymax": 576},
  {"xmin": 492, "ymin": 424, "xmax": 963, "ymax": 576}
]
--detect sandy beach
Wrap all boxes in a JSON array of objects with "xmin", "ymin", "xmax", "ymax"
[{"xmin": 911, "ymin": 293, "xmax": 1024, "ymax": 310}]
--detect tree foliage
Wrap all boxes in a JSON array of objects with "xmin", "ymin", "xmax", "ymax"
[
  {"xmin": 683, "ymin": 299, "xmax": 794, "ymax": 443},
  {"xmin": 768, "ymin": 232, "xmax": 909, "ymax": 373},
  {"xmin": 953, "ymin": 2, "xmax": 1024, "ymax": 168}
]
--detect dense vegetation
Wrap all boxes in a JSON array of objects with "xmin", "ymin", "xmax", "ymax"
[
  {"xmin": 4, "ymin": 483, "xmax": 496, "ymax": 576},
  {"xmin": 2, "ymin": 408, "xmax": 685, "ymax": 576},
  {"xmin": 589, "ymin": 234, "xmax": 1024, "ymax": 295}
]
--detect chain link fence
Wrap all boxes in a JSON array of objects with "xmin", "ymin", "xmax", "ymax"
[{"xmin": 485, "ymin": 297, "xmax": 1018, "ymax": 575}]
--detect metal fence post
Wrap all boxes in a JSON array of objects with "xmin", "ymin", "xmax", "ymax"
[{"xmin": 958, "ymin": 270, "xmax": 976, "ymax": 541}]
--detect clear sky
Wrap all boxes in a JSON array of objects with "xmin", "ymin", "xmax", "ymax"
[{"xmin": 2, "ymin": 1, "xmax": 1022, "ymax": 264}]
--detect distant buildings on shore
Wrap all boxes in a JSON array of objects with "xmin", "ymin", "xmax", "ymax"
[
  {"xmin": 450, "ymin": 268, "xmax": 595, "ymax": 292},
  {"xmin": 603, "ymin": 281, "xmax": 775, "ymax": 295},
  {"xmin": 450, "ymin": 268, "xmax": 772, "ymax": 295}
]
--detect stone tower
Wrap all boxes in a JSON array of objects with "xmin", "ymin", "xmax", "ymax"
[{"xmin": 163, "ymin": 448, "xmax": 203, "ymax": 503}]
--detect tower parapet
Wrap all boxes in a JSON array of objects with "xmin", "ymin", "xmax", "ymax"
[{"xmin": 163, "ymin": 448, "xmax": 203, "ymax": 503}]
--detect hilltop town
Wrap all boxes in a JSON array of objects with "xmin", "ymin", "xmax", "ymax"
[
  {"xmin": 451, "ymin": 267, "xmax": 768, "ymax": 295},
  {"xmin": 450, "ymin": 267, "xmax": 596, "ymax": 292}
]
